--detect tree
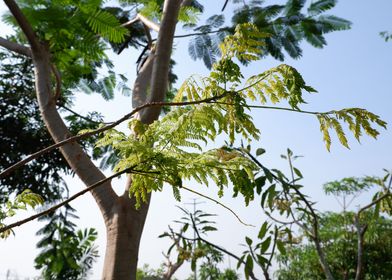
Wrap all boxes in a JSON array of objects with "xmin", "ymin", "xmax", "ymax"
[
  {"xmin": 274, "ymin": 170, "xmax": 392, "ymax": 280},
  {"xmin": 0, "ymin": 1, "xmax": 385, "ymax": 279},
  {"xmin": 136, "ymin": 264, "xmax": 167, "ymax": 280},
  {"xmin": 277, "ymin": 212, "xmax": 392, "ymax": 280}
]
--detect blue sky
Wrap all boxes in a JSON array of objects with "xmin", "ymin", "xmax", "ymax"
[{"xmin": 0, "ymin": 1, "xmax": 391, "ymax": 279}]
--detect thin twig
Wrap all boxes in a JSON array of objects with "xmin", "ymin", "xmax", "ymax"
[
  {"xmin": 58, "ymin": 104, "xmax": 108, "ymax": 125},
  {"xmin": 212, "ymin": 102, "xmax": 333, "ymax": 116},
  {"xmin": 181, "ymin": 186, "xmax": 254, "ymax": 227},
  {"xmin": 173, "ymin": 28, "xmax": 228, "ymax": 39},
  {"xmin": 0, "ymin": 166, "xmax": 138, "ymax": 234},
  {"xmin": 358, "ymin": 192, "xmax": 391, "ymax": 215},
  {"xmin": 221, "ymin": 0, "xmax": 229, "ymax": 11},
  {"xmin": 265, "ymin": 211, "xmax": 296, "ymax": 226}
]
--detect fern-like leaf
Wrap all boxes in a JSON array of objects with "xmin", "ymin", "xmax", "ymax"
[{"xmin": 86, "ymin": 9, "xmax": 128, "ymax": 43}]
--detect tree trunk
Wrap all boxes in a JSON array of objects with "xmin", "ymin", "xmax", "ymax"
[{"xmin": 102, "ymin": 192, "xmax": 151, "ymax": 279}]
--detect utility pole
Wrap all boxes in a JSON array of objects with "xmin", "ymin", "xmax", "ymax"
[{"xmin": 184, "ymin": 198, "xmax": 205, "ymax": 280}]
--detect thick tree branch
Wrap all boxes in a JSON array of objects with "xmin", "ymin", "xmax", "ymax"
[
  {"xmin": 132, "ymin": 49, "xmax": 155, "ymax": 109},
  {"xmin": 3, "ymin": 0, "xmax": 41, "ymax": 51},
  {"xmin": 139, "ymin": 0, "xmax": 183, "ymax": 124},
  {"xmin": 0, "ymin": 36, "xmax": 31, "ymax": 56},
  {"xmin": 3, "ymin": 0, "xmax": 118, "ymax": 221}
]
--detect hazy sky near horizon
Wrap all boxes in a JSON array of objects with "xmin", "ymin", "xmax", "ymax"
[{"xmin": 0, "ymin": 1, "xmax": 391, "ymax": 279}]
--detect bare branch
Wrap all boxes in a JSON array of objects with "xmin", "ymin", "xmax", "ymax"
[
  {"xmin": 173, "ymin": 28, "xmax": 228, "ymax": 39},
  {"xmin": 267, "ymin": 229, "xmax": 279, "ymax": 271},
  {"xmin": 138, "ymin": 14, "xmax": 160, "ymax": 33},
  {"xmin": 162, "ymin": 227, "xmax": 185, "ymax": 280},
  {"xmin": 221, "ymin": 0, "xmax": 230, "ymax": 11},
  {"xmin": 141, "ymin": 22, "xmax": 153, "ymax": 47},
  {"xmin": 58, "ymin": 104, "xmax": 108, "ymax": 125},
  {"xmin": 0, "ymin": 36, "xmax": 31, "ymax": 57},
  {"xmin": 354, "ymin": 214, "xmax": 367, "ymax": 280},
  {"xmin": 122, "ymin": 14, "xmax": 160, "ymax": 33},
  {"xmin": 1, "ymin": 87, "xmax": 341, "ymax": 184},
  {"xmin": 121, "ymin": 16, "xmax": 140, "ymax": 28},
  {"xmin": 0, "ymin": 92, "xmax": 230, "ymax": 180},
  {"xmin": 181, "ymin": 185, "xmax": 254, "ymax": 227},
  {"xmin": 212, "ymin": 101, "xmax": 335, "ymax": 116},
  {"xmin": 358, "ymin": 192, "xmax": 391, "ymax": 215},
  {"xmin": 265, "ymin": 211, "xmax": 297, "ymax": 226},
  {"xmin": 0, "ymin": 166, "xmax": 138, "ymax": 235},
  {"xmin": 188, "ymin": 214, "xmax": 259, "ymax": 280}
]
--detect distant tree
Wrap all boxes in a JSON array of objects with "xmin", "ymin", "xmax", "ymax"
[
  {"xmin": 276, "ymin": 212, "xmax": 392, "ymax": 280},
  {"xmin": 275, "ymin": 171, "xmax": 392, "ymax": 280},
  {"xmin": 136, "ymin": 264, "xmax": 167, "ymax": 280}
]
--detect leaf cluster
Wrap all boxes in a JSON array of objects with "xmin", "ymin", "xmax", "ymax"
[
  {"xmin": 317, "ymin": 108, "xmax": 387, "ymax": 151},
  {"xmin": 187, "ymin": 0, "xmax": 351, "ymax": 68},
  {"xmin": 0, "ymin": 189, "xmax": 44, "ymax": 238},
  {"xmin": 3, "ymin": 0, "xmax": 128, "ymax": 88},
  {"xmin": 95, "ymin": 23, "xmax": 386, "ymax": 208},
  {"xmin": 277, "ymin": 211, "xmax": 392, "ymax": 280},
  {"xmin": 35, "ymin": 204, "xmax": 99, "ymax": 280}
]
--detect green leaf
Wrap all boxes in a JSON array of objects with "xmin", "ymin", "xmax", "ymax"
[
  {"xmin": 246, "ymin": 236, "xmax": 253, "ymax": 246},
  {"xmin": 86, "ymin": 9, "xmax": 127, "ymax": 43},
  {"xmin": 308, "ymin": 0, "xmax": 337, "ymax": 16},
  {"xmin": 276, "ymin": 239, "xmax": 287, "ymax": 255},
  {"xmin": 245, "ymin": 254, "xmax": 254, "ymax": 279},
  {"xmin": 293, "ymin": 167, "xmax": 303, "ymax": 179},
  {"xmin": 202, "ymin": 225, "xmax": 217, "ymax": 232},
  {"xmin": 256, "ymin": 148, "xmax": 266, "ymax": 156},
  {"xmin": 260, "ymin": 236, "xmax": 272, "ymax": 253},
  {"xmin": 258, "ymin": 222, "xmax": 269, "ymax": 239}
]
